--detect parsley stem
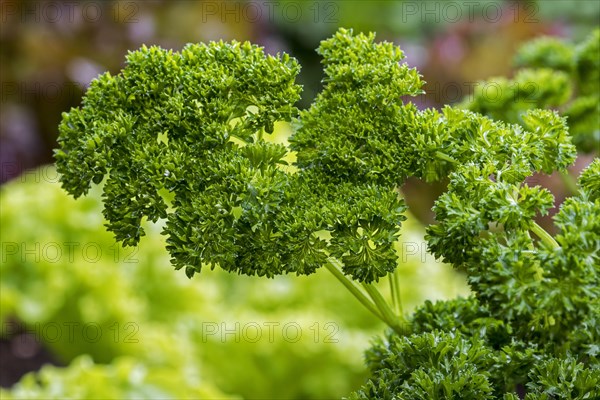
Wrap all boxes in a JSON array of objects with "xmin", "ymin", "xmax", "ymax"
[
  {"xmin": 324, "ymin": 258, "xmax": 385, "ymax": 322},
  {"xmin": 388, "ymin": 270, "xmax": 403, "ymax": 316},
  {"xmin": 531, "ymin": 222, "xmax": 560, "ymax": 249},
  {"xmin": 435, "ymin": 151, "xmax": 457, "ymax": 164},
  {"xmin": 389, "ymin": 274, "xmax": 397, "ymax": 314},
  {"xmin": 389, "ymin": 269, "xmax": 403, "ymax": 315},
  {"xmin": 362, "ymin": 283, "xmax": 410, "ymax": 336}
]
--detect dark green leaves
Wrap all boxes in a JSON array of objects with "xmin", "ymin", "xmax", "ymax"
[
  {"xmin": 55, "ymin": 33, "xmax": 410, "ymax": 282},
  {"xmin": 346, "ymin": 29, "xmax": 597, "ymax": 400},
  {"xmin": 351, "ymin": 331, "xmax": 497, "ymax": 400},
  {"xmin": 526, "ymin": 358, "xmax": 600, "ymax": 399},
  {"xmin": 290, "ymin": 28, "xmax": 425, "ymax": 187},
  {"xmin": 56, "ymin": 41, "xmax": 304, "ymax": 277},
  {"xmin": 327, "ymin": 184, "xmax": 406, "ymax": 282}
]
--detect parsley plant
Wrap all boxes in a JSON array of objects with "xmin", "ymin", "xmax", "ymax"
[{"xmin": 55, "ymin": 28, "xmax": 599, "ymax": 399}]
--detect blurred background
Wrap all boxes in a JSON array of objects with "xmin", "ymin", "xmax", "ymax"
[{"xmin": 1, "ymin": 0, "xmax": 598, "ymax": 398}]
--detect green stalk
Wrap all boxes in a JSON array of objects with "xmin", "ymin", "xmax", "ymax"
[
  {"xmin": 362, "ymin": 283, "xmax": 409, "ymax": 336},
  {"xmin": 436, "ymin": 151, "xmax": 457, "ymax": 164},
  {"xmin": 389, "ymin": 274, "xmax": 398, "ymax": 314},
  {"xmin": 389, "ymin": 269, "xmax": 403, "ymax": 315},
  {"xmin": 324, "ymin": 258, "xmax": 385, "ymax": 322},
  {"xmin": 531, "ymin": 222, "xmax": 560, "ymax": 249}
]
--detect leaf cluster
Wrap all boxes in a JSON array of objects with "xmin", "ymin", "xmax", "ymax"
[
  {"xmin": 349, "ymin": 31, "xmax": 599, "ymax": 399},
  {"xmin": 352, "ymin": 158, "xmax": 600, "ymax": 399},
  {"xmin": 55, "ymin": 33, "xmax": 411, "ymax": 283}
]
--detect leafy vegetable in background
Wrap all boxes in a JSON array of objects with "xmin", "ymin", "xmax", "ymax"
[
  {"xmin": 1, "ymin": 355, "xmax": 234, "ymax": 400},
  {"xmin": 23, "ymin": 27, "xmax": 600, "ymax": 398},
  {"xmin": 463, "ymin": 29, "xmax": 600, "ymax": 153}
]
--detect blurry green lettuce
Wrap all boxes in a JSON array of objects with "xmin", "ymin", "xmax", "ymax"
[{"xmin": 0, "ymin": 355, "xmax": 234, "ymax": 400}]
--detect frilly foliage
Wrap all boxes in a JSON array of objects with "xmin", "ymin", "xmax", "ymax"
[
  {"xmin": 353, "ymin": 159, "xmax": 599, "ymax": 398},
  {"xmin": 56, "ymin": 28, "xmax": 599, "ymax": 398},
  {"xmin": 349, "ymin": 30, "xmax": 599, "ymax": 399}
]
